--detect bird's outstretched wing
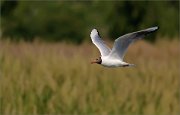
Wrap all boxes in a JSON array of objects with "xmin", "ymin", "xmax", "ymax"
[
  {"xmin": 90, "ymin": 29, "xmax": 111, "ymax": 56},
  {"xmin": 109, "ymin": 26, "xmax": 158, "ymax": 60}
]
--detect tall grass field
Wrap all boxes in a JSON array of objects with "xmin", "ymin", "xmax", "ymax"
[{"xmin": 0, "ymin": 39, "xmax": 179, "ymax": 115}]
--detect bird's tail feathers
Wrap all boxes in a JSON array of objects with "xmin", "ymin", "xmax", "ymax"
[
  {"xmin": 128, "ymin": 64, "xmax": 136, "ymax": 67},
  {"xmin": 122, "ymin": 63, "xmax": 136, "ymax": 67}
]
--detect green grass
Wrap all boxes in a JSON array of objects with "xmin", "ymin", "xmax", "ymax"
[{"xmin": 0, "ymin": 40, "xmax": 179, "ymax": 115}]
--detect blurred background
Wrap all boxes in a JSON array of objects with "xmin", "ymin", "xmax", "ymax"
[
  {"xmin": 0, "ymin": 0, "xmax": 179, "ymax": 42},
  {"xmin": 0, "ymin": 1, "xmax": 179, "ymax": 115}
]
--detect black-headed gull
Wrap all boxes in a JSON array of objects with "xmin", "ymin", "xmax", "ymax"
[{"xmin": 90, "ymin": 27, "xmax": 158, "ymax": 67}]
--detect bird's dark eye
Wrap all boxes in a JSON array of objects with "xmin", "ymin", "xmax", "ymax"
[{"xmin": 96, "ymin": 59, "xmax": 98, "ymax": 60}]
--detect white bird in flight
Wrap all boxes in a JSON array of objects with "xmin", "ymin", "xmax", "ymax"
[{"xmin": 90, "ymin": 27, "xmax": 158, "ymax": 68}]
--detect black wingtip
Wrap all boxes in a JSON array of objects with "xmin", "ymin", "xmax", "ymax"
[
  {"xmin": 146, "ymin": 26, "xmax": 159, "ymax": 33},
  {"xmin": 152, "ymin": 26, "xmax": 159, "ymax": 31},
  {"xmin": 154, "ymin": 26, "xmax": 159, "ymax": 30}
]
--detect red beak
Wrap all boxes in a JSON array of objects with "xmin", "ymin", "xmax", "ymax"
[{"xmin": 91, "ymin": 60, "xmax": 96, "ymax": 64}]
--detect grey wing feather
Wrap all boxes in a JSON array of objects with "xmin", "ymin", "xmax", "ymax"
[{"xmin": 109, "ymin": 27, "xmax": 158, "ymax": 60}]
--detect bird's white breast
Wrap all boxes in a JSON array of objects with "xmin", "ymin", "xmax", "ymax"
[{"xmin": 101, "ymin": 56, "xmax": 127, "ymax": 67}]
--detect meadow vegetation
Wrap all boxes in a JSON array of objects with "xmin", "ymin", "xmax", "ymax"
[{"xmin": 0, "ymin": 39, "xmax": 179, "ymax": 115}]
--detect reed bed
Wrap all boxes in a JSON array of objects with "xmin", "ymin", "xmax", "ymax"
[{"xmin": 0, "ymin": 39, "xmax": 179, "ymax": 115}]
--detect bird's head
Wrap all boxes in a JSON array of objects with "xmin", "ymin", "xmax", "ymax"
[{"xmin": 91, "ymin": 57, "xmax": 102, "ymax": 64}]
